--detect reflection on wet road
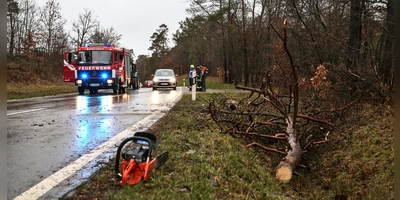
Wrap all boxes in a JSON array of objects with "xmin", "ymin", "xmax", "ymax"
[{"xmin": 7, "ymin": 87, "xmax": 184, "ymax": 200}]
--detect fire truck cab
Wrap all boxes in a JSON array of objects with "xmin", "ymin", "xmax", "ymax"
[{"xmin": 63, "ymin": 43, "xmax": 139, "ymax": 95}]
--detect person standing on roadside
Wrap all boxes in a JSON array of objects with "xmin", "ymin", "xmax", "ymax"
[
  {"xmin": 195, "ymin": 65, "xmax": 202, "ymax": 91},
  {"xmin": 188, "ymin": 65, "xmax": 195, "ymax": 91},
  {"xmin": 128, "ymin": 69, "xmax": 139, "ymax": 89},
  {"xmin": 201, "ymin": 64, "xmax": 209, "ymax": 91},
  {"xmin": 132, "ymin": 69, "xmax": 139, "ymax": 89}
]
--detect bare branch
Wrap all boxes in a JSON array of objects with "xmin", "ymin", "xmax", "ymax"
[
  {"xmin": 297, "ymin": 114, "xmax": 334, "ymax": 127},
  {"xmin": 246, "ymin": 142, "xmax": 287, "ymax": 155},
  {"xmin": 234, "ymin": 131, "xmax": 288, "ymax": 140}
]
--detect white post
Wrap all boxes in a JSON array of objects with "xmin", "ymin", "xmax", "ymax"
[
  {"xmin": 183, "ymin": 78, "xmax": 185, "ymax": 87},
  {"xmin": 192, "ymin": 70, "xmax": 196, "ymax": 100}
]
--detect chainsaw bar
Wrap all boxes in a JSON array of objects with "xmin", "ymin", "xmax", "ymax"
[{"xmin": 154, "ymin": 151, "xmax": 169, "ymax": 169}]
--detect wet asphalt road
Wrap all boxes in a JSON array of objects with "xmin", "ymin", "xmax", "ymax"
[{"xmin": 7, "ymin": 87, "xmax": 184, "ymax": 200}]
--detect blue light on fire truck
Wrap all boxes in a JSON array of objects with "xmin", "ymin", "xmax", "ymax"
[
  {"xmin": 81, "ymin": 73, "xmax": 88, "ymax": 79},
  {"xmin": 83, "ymin": 43, "xmax": 110, "ymax": 47},
  {"xmin": 101, "ymin": 73, "xmax": 108, "ymax": 78}
]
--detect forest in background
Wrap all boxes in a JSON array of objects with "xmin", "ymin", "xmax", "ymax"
[{"xmin": 7, "ymin": 0, "xmax": 393, "ymax": 105}]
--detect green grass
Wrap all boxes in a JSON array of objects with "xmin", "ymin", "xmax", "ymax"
[
  {"xmin": 176, "ymin": 76, "xmax": 236, "ymax": 90},
  {"xmin": 317, "ymin": 104, "xmax": 394, "ymax": 199},
  {"xmin": 7, "ymin": 82, "xmax": 77, "ymax": 100}
]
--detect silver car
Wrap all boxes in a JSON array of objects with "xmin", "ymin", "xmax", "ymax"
[{"xmin": 151, "ymin": 69, "xmax": 177, "ymax": 90}]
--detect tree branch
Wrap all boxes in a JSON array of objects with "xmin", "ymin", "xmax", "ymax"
[{"xmin": 246, "ymin": 142, "xmax": 287, "ymax": 155}]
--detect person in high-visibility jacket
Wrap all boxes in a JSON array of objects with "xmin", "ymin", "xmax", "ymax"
[
  {"xmin": 200, "ymin": 64, "xmax": 209, "ymax": 91},
  {"xmin": 133, "ymin": 70, "xmax": 138, "ymax": 78},
  {"xmin": 195, "ymin": 65, "xmax": 202, "ymax": 91},
  {"xmin": 131, "ymin": 70, "xmax": 139, "ymax": 89}
]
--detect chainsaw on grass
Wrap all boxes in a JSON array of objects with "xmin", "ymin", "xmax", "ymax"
[{"xmin": 114, "ymin": 132, "xmax": 169, "ymax": 186}]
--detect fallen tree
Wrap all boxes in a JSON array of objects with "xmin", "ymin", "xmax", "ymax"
[{"xmin": 208, "ymin": 19, "xmax": 357, "ymax": 182}]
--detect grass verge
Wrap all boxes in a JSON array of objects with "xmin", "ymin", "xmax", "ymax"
[
  {"xmin": 176, "ymin": 76, "xmax": 236, "ymax": 90},
  {"xmin": 7, "ymin": 82, "xmax": 77, "ymax": 100}
]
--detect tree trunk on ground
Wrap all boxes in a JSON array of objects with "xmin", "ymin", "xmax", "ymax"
[{"xmin": 275, "ymin": 116, "xmax": 302, "ymax": 182}]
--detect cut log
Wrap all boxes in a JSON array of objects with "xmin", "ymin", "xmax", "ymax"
[{"xmin": 275, "ymin": 116, "xmax": 302, "ymax": 182}]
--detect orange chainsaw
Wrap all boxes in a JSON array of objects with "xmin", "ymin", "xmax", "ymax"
[{"xmin": 114, "ymin": 132, "xmax": 169, "ymax": 186}]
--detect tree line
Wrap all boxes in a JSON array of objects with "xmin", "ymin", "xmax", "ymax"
[
  {"xmin": 7, "ymin": 0, "xmax": 393, "ymax": 102},
  {"xmin": 7, "ymin": 0, "xmax": 122, "ymax": 56},
  {"xmin": 7, "ymin": 0, "xmax": 122, "ymax": 80},
  {"xmin": 139, "ymin": 0, "xmax": 393, "ymax": 103}
]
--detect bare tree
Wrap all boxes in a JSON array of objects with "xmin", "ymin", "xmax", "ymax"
[
  {"xmin": 18, "ymin": 0, "xmax": 40, "ymax": 57},
  {"xmin": 240, "ymin": 0, "xmax": 249, "ymax": 86},
  {"xmin": 7, "ymin": 0, "xmax": 20, "ymax": 56},
  {"xmin": 89, "ymin": 24, "xmax": 122, "ymax": 46},
  {"xmin": 71, "ymin": 8, "xmax": 98, "ymax": 48},
  {"xmin": 7, "ymin": 0, "xmax": 42, "ymax": 58},
  {"xmin": 37, "ymin": 0, "xmax": 67, "ymax": 54},
  {"xmin": 377, "ymin": 0, "xmax": 394, "ymax": 97},
  {"xmin": 346, "ymin": 0, "xmax": 362, "ymax": 71}
]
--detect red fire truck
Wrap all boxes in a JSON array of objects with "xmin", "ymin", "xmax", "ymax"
[{"xmin": 63, "ymin": 43, "xmax": 139, "ymax": 95}]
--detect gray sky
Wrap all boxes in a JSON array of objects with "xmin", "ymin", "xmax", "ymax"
[{"xmin": 35, "ymin": 0, "xmax": 192, "ymax": 57}]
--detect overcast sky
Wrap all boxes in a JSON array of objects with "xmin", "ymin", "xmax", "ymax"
[{"xmin": 35, "ymin": 0, "xmax": 192, "ymax": 57}]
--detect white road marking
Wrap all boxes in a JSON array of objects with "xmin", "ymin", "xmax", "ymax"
[
  {"xmin": 7, "ymin": 108, "xmax": 45, "ymax": 116},
  {"xmin": 13, "ymin": 113, "xmax": 160, "ymax": 200}
]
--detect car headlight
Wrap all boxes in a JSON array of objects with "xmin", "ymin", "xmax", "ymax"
[
  {"xmin": 153, "ymin": 78, "xmax": 159, "ymax": 83},
  {"xmin": 169, "ymin": 77, "xmax": 176, "ymax": 83}
]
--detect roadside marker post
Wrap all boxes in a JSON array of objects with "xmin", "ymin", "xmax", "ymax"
[{"xmin": 192, "ymin": 70, "xmax": 196, "ymax": 101}]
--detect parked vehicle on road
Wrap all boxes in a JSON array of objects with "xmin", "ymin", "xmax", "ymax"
[
  {"xmin": 144, "ymin": 80, "xmax": 153, "ymax": 87},
  {"xmin": 151, "ymin": 69, "xmax": 177, "ymax": 91}
]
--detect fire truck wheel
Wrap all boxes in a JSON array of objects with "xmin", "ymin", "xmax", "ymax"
[
  {"xmin": 113, "ymin": 82, "xmax": 119, "ymax": 94},
  {"xmin": 78, "ymin": 87, "xmax": 85, "ymax": 95}
]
